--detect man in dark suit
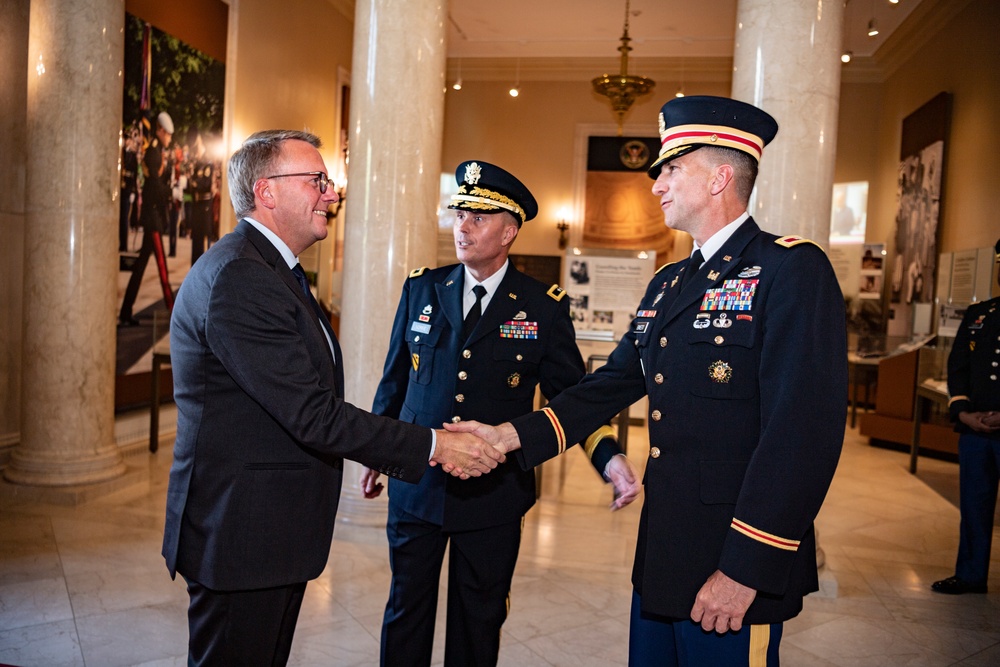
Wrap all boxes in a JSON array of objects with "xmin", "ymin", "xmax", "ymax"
[
  {"xmin": 932, "ymin": 238, "xmax": 1000, "ymax": 595},
  {"xmin": 162, "ymin": 130, "xmax": 505, "ymax": 666},
  {"xmin": 361, "ymin": 160, "xmax": 641, "ymax": 666},
  {"xmin": 449, "ymin": 97, "xmax": 848, "ymax": 666}
]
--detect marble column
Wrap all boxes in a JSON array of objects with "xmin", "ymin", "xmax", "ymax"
[
  {"xmin": 0, "ymin": 0, "xmax": 30, "ymax": 468},
  {"xmin": 337, "ymin": 0, "xmax": 447, "ymax": 524},
  {"xmin": 731, "ymin": 0, "xmax": 844, "ymax": 245},
  {"xmin": 5, "ymin": 0, "xmax": 126, "ymax": 486}
]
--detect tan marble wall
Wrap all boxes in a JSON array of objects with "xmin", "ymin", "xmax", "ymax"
[
  {"xmin": 337, "ymin": 0, "xmax": 447, "ymax": 522},
  {"xmin": 732, "ymin": 0, "xmax": 844, "ymax": 245},
  {"xmin": 0, "ymin": 1, "xmax": 30, "ymax": 466},
  {"xmin": 5, "ymin": 0, "xmax": 126, "ymax": 485}
]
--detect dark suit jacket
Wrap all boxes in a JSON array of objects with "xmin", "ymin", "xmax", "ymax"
[
  {"xmin": 373, "ymin": 263, "xmax": 618, "ymax": 532},
  {"xmin": 162, "ymin": 220, "xmax": 432, "ymax": 590},
  {"xmin": 511, "ymin": 218, "xmax": 847, "ymax": 623}
]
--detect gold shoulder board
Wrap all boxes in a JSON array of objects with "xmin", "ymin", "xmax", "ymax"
[
  {"xmin": 655, "ymin": 261, "xmax": 678, "ymax": 274},
  {"xmin": 547, "ymin": 284, "xmax": 567, "ymax": 301},
  {"xmin": 774, "ymin": 236, "xmax": 824, "ymax": 251},
  {"xmin": 409, "ymin": 267, "xmax": 427, "ymax": 278}
]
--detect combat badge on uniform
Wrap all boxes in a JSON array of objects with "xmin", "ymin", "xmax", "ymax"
[
  {"xmin": 513, "ymin": 310, "xmax": 527, "ymax": 320},
  {"xmin": 712, "ymin": 313, "xmax": 733, "ymax": 328},
  {"xmin": 738, "ymin": 266, "xmax": 761, "ymax": 278},
  {"xmin": 693, "ymin": 313, "xmax": 711, "ymax": 329}
]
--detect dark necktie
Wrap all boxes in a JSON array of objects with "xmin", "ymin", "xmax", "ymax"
[
  {"xmin": 292, "ymin": 263, "xmax": 315, "ymax": 301},
  {"xmin": 463, "ymin": 284, "xmax": 487, "ymax": 340},
  {"xmin": 679, "ymin": 249, "xmax": 704, "ymax": 292},
  {"xmin": 293, "ymin": 262, "xmax": 335, "ymax": 355}
]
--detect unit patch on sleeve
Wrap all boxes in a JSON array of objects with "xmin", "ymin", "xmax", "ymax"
[{"xmin": 700, "ymin": 279, "xmax": 759, "ymax": 311}]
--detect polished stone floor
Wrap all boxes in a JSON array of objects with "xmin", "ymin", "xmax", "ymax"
[{"xmin": 1, "ymin": 422, "xmax": 998, "ymax": 666}]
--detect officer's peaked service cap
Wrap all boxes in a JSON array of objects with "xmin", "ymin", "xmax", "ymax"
[
  {"xmin": 648, "ymin": 95, "xmax": 779, "ymax": 178},
  {"xmin": 449, "ymin": 160, "xmax": 538, "ymax": 226}
]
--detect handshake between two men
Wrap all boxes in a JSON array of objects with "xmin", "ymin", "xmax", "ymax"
[{"xmin": 391, "ymin": 420, "xmax": 643, "ymax": 512}]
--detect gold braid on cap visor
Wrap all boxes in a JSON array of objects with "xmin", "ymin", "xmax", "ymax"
[{"xmin": 451, "ymin": 186, "xmax": 526, "ymax": 224}]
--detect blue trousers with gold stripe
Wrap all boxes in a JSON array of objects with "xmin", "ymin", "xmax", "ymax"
[{"xmin": 629, "ymin": 591, "xmax": 782, "ymax": 666}]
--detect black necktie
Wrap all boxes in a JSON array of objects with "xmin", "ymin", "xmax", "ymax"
[
  {"xmin": 463, "ymin": 284, "xmax": 487, "ymax": 339},
  {"xmin": 292, "ymin": 263, "xmax": 314, "ymax": 300},
  {"xmin": 679, "ymin": 249, "xmax": 704, "ymax": 292},
  {"xmin": 293, "ymin": 263, "xmax": 337, "ymax": 364}
]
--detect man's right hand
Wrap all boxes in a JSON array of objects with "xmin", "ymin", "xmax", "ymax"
[
  {"xmin": 443, "ymin": 420, "xmax": 522, "ymax": 454},
  {"xmin": 431, "ymin": 429, "xmax": 506, "ymax": 478}
]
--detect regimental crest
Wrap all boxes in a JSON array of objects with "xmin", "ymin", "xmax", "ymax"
[
  {"xmin": 658, "ymin": 112, "xmax": 666, "ymax": 135},
  {"xmin": 709, "ymin": 360, "xmax": 732, "ymax": 383},
  {"xmin": 464, "ymin": 161, "xmax": 482, "ymax": 185},
  {"xmin": 508, "ymin": 372, "xmax": 521, "ymax": 388}
]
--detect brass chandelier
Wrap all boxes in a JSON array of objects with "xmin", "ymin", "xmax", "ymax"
[{"xmin": 592, "ymin": 0, "xmax": 655, "ymax": 135}]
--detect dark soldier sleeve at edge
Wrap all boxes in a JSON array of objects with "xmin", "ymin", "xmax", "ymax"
[
  {"xmin": 946, "ymin": 304, "xmax": 978, "ymax": 421},
  {"xmin": 372, "ymin": 277, "xmax": 415, "ymax": 419}
]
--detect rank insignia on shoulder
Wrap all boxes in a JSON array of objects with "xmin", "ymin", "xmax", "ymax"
[
  {"xmin": 547, "ymin": 285, "xmax": 566, "ymax": 301},
  {"xmin": 655, "ymin": 261, "xmax": 677, "ymax": 274},
  {"xmin": 409, "ymin": 267, "xmax": 427, "ymax": 278},
  {"xmin": 775, "ymin": 236, "xmax": 824, "ymax": 251}
]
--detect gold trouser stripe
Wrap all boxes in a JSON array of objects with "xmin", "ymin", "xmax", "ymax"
[{"xmin": 749, "ymin": 624, "xmax": 770, "ymax": 667}]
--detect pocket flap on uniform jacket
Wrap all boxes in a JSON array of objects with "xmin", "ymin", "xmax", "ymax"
[
  {"xmin": 699, "ymin": 460, "xmax": 749, "ymax": 505},
  {"xmin": 406, "ymin": 326, "xmax": 441, "ymax": 347}
]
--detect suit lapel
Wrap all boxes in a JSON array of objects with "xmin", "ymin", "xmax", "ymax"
[{"xmin": 237, "ymin": 219, "xmax": 343, "ymax": 391}]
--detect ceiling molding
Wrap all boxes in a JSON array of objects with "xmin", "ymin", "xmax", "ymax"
[{"xmin": 872, "ymin": 0, "xmax": 975, "ymax": 80}]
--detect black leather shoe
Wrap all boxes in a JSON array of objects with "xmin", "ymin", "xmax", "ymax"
[{"xmin": 931, "ymin": 576, "xmax": 987, "ymax": 594}]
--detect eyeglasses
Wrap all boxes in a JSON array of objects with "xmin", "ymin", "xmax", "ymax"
[{"xmin": 264, "ymin": 171, "xmax": 332, "ymax": 194}]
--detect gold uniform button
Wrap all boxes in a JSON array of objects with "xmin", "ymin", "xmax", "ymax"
[
  {"xmin": 458, "ymin": 371, "xmax": 468, "ymax": 380},
  {"xmin": 516, "ymin": 354, "xmax": 523, "ymax": 361},
  {"xmin": 715, "ymin": 335, "xmax": 724, "ymax": 345},
  {"xmin": 463, "ymin": 349, "xmax": 472, "ymax": 359},
  {"xmin": 660, "ymin": 337, "xmax": 668, "ymax": 348},
  {"xmin": 635, "ymin": 339, "xmax": 640, "ymax": 347},
  {"xmin": 451, "ymin": 416, "xmax": 461, "ymax": 423},
  {"xmin": 992, "ymin": 375, "xmax": 998, "ymax": 381},
  {"xmin": 993, "ymin": 362, "xmax": 999, "ymax": 368},
  {"xmin": 650, "ymin": 447, "xmax": 661, "ymax": 459},
  {"xmin": 654, "ymin": 373, "xmax": 664, "ymax": 384},
  {"xmin": 455, "ymin": 394, "xmax": 465, "ymax": 402},
  {"xmin": 651, "ymin": 410, "xmax": 662, "ymax": 421}
]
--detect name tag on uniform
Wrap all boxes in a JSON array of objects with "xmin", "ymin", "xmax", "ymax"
[{"xmin": 410, "ymin": 321, "xmax": 431, "ymax": 334}]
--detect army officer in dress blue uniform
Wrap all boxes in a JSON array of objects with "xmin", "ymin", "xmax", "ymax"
[
  {"xmin": 360, "ymin": 160, "xmax": 642, "ymax": 666},
  {"xmin": 932, "ymin": 238, "xmax": 1000, "ymax": 595},
  {"xmin": 448, "ymin": 97, "xmax": 848, "ymax": 666}
]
